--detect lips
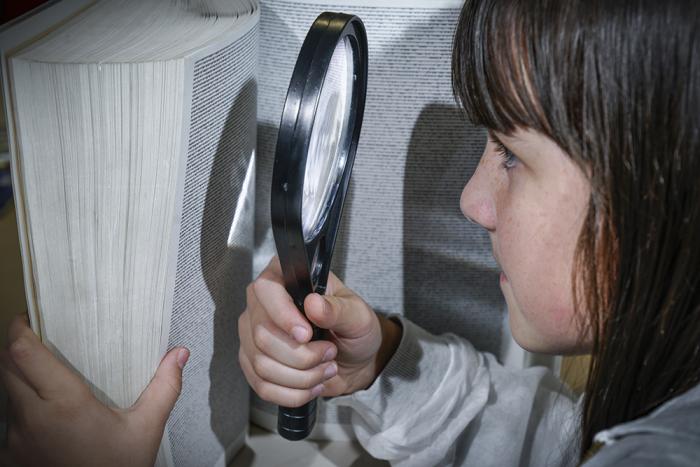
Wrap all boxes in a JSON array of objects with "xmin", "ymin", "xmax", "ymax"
[
  {"xmin": 492, "ymin": 253, "xmax": 505, "ymax": 278},
  {"xmin": 492, "ymin": 248, "xmax": 506, "ymax": 282}
]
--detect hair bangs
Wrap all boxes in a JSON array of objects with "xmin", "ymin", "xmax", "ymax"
[{"xmin": 451, "ymin": 0, "xmax": 557, "ymax": 137}]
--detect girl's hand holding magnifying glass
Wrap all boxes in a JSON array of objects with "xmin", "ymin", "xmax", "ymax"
[{"xmin": 238, "ymin": 256, "xmax": 402, "ymax": 408}]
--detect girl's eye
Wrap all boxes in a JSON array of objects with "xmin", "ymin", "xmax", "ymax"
[{"xmin": 494, "ymin": 140, "xmax": 519, "ymax": 171}]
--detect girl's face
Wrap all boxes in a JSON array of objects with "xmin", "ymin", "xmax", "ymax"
[{"xmin": 461, "ymin": 127, "xmax": 592, "ymax": 354}]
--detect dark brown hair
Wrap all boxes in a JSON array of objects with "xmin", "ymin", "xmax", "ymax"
[{"xmin": 452, "ymin": 0, "xmax": 700, "ymax": 459}]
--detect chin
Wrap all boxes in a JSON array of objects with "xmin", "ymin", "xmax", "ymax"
[
  {"xmin": 512, "ymin": 332, "xmax": 560, "ymax": 355},
  {"xmin": 509, "ymin": 313, "xmax": 573, "ymax": 355},
  {"xmin": 511, "ymin": 327, "xmax": 590, "ymax": 355}
]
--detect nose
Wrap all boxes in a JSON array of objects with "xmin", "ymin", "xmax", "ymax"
[{"xmin": 460, "ymin": 151, "xmax": 497, "ymax": 232}]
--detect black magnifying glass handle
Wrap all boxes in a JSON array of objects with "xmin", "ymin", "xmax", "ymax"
[
  {"xmin": 270, "ymin": 11, "xmax": 367, "ymax": 441},
  {"xmin": 277, "ymin": 309, "xmax": 325, "ymax": 440}
]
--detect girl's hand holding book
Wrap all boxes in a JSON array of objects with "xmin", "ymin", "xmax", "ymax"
[{"xmin": 0, "ymin": 314, "xmax": 189, "ymax": 467}]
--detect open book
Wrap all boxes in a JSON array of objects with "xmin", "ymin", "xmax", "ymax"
[{"xmin": 2, "ymin": 0, "xmax": 554, "ymax": 465}]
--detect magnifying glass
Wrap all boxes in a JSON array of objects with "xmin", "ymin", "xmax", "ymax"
[{"xmin": 270, "ymin": 12, "xmax": 368, "ymax": 441}]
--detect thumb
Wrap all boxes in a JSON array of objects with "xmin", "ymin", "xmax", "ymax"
[
  {"xmin": 304, "ymin": 293, "xmax": 374, "ymax": 340},
  {"xmin": 130, "ymin": 347, "xmax": 189, "ymax": 430}
]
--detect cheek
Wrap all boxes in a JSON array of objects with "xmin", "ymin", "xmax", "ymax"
[{"xmin": 498, "ymin": 201, "xmax": 579, "ymax": 344}]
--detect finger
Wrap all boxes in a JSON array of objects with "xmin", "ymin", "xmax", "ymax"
[
  {"xmin": 303, "ymin": 293, "xmax": 374, "ymax": 340},
  {"xmin": 248, "ymin": 351, "xmax": 337, "ymax": 390},
  {"xmin": 249, "ymin": 274, "xmax": 312, "ymax": 345},
  {"xmin": 0, "ymin": 351, "xmax": 39, "ymax": 411},
  {"xmin": 5, "ymin": 326, "xmax": 85, "ymax": 399},
  {"xmin": 239, "ymin": 350, "xmax": 322, "ymax": 408},
  {"xmin": 243, "ymin": 319, "xmax": 336, "ymax": 370},
  {"xmin": 6, "ymin": 313, "xmax": 30, "ymax": 344},
  {"xmin": 130, "ymin": 347, "xmax": 189, "ymax": 432}
]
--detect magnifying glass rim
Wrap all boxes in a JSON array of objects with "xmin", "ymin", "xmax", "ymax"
[{"xmin": 271, "ymin": 12, "xmax": 368, "ymax": 305}]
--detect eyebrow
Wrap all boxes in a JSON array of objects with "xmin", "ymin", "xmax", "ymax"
[{"xmin": 487, "ymin": 129, "xmax": 509, "ymax": 149}]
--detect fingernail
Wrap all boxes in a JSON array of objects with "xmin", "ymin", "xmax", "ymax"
[
  {"xmin": 324, "ymin": 363, "xmax": 337, "ymax": 379},
  {"xmin": 291, "ymin": 326, "xmax": 309, "ymax": 343},
  {"xmin": 322, "ymin": 346, "xmax": 336, "ymax": 362},
  {"xmin": 311, "ymin": 384, "xmax": 324, "ymax": 397},
  {"xmin": 177, "ymin": 348, "xmax": 190, "ymax": 369}
]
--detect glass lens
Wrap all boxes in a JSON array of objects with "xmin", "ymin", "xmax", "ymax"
[{"xmin": 302, "ymin": 37, "xmax": 354, "ymax": 242}]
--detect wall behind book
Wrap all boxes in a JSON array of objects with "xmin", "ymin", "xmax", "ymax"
[{"xmin": 1, "ymin": 0, "xmax": 51, "ymax": 24}]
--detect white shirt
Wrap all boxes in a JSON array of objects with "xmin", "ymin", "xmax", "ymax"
[{"xmin": 325, "ymin": 314, "xmax": 581, "ymax": 467}]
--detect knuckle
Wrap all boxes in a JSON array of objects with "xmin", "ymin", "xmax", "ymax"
[
  {"xmin": 9, "ymin": 336, "xmax": 32, "ymax": 361},
  {"xmin": 18, "ymin": 324, "xmax": 35, "ymax": 339},
  {"xmin": 358, "ymin": 307, "xmax": 373, "ymax": 331},
  {"xmin": 251, "ymin": 354, "xmax": 266, "ymax": 376},
  {"xmin": 255, "ymin": 382, "xmax": 272, "ymax": 402},
  {"xmin": 245, "ymin": 283, "xmax": 255, "ymax": 302},
  {"xmin": 304, "ymin": 371, "xmax": 319, "ymax": 389},
  {"xmin": 252, "ymin": 277, "xmax": 265, "ymax": 297},
  {"xmin": 252, "ymin": 324, "xmax": 267, "ymax": 350},
  {"xmin": 299, "ymin": 352, "xmax": 317, "ymax": 370},
  {"xmin": 292, "ymin": 392, "xmax": 310, "ymax": 408},
  {"xmin": 240, "ymin": 356, "xmax": 255, "ymax": 387},
  {"xmin": 250, "ymin": 378, "xmax": 261, "ymax": 394},
  {"xmin": 237, "ymin": 311, "xmax": 248, "ymax": 335}
]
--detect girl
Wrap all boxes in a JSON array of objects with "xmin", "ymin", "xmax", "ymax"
[
  {"xmin": 3, "ymin": 0, "xmax": 698, "ymax": 466},
  {"xmin": 239, "ymin": 0, "xmax": 700, "ymax": 465}
]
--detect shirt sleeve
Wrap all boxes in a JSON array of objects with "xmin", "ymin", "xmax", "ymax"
[{"xmin": 323, "ymin": 314, "xmax": 582, "ymax": 467}]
